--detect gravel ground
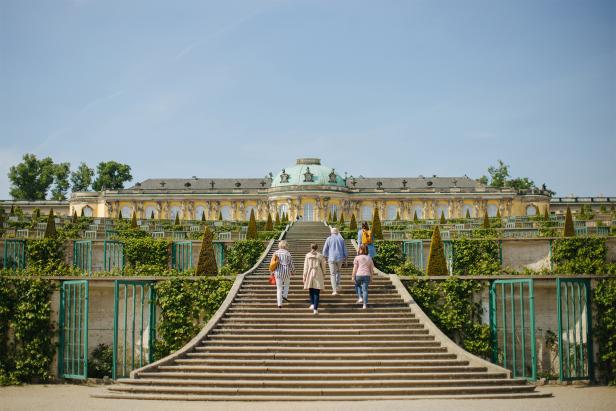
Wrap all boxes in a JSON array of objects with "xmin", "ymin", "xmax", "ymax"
[{"xmin": 1, "ymin": 384, "xmax": 615, "ymax": 411}]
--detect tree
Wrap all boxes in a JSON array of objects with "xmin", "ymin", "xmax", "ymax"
[
  {"xmin": 246, "ymin": 209, "xmax": 258, "ymax": 239},
  {"xmin": 482, "ymin": 210, "xmax": 490, "ymax": 229},
  {"xmin": 426, "ymin": 226, "xmax": 448, "ymax": 275},
  {"xmin": 33, "ymin": 208, "xmax": 41, "ymax": 220},
  {"xmin": 196, "ymin": 226, "xmax": 218, "ymax": 275},
  {"xmin": 201, "ymin": 210, "xmax": 206, "ymax": 222},
  {"xmin": 371, "ymin": 209, "xmax": 383, "ymax": 240},
  {"xmin": 265, "ymin": 213, "xmax": 273, "ymax": 231},
  {"xmin": 332, "ymin": 210, "xmax": 338, "ymax": 223},
  {"xmin": 8, "ymin": 154, "xmax": 56, "ymax": 200},
  {"xmin": 80, "ymin": 208, "xmax": 85, "ymax": 217},
  {"xmin": 543, "ymin": 206, "xmax": 549, "ymax": 220},
  {"xmin": 339, "ymin": 213, "xmax": 345, "ymax": 226},
  {"xmin": 91, "ymin": 161, "xmax": 132, "ymax": 191},
  {"xmin": 71, "ymin": 162, "xmax": 94, "ymax": 192},
  {"xmin": 50, "ymin": 162, "xmax": 71, "ymax": 200},
  {"xmin": 275, "ymin": 212, "xmax": 280, "ymax": 226},
  {"xmin": 487, "ymin": 160, "xmax": 510, "ymax": 188},
  {"xmin": 44, "ymin": 209, "xmax": 57, "ymax": 238},
  {"xmin": 174, "ymin": 213, "xmax": 180, "ymax": 226},
  {"xmin": 439, "ymin": 211, "xmax": 446, "ymax": 224},
  {"xmin": 9, "ymin": 205, "xmax": 15, "ymax": 215},
  {"xmin": 396, "ymin": 210, "xmax": 401, "ymax": 221},
  {"xmin": 150, "ymin": 210, "xmax": 155, "ymax": 220},
  {"xmin": 218, "ymin": 211, "xmax": 223, "ymax": 221},
  {"xmin": 496, "ymin": 209, "xmax": 501, "ymax": 219},
  {"xmin": 131, "ymin": 211, "xmax": 138, "ymax": 228},
  {"xmin": 465, "ymin": 209, "xmax": 471, "ymax": 219},
  {"xmin": 563, "ymin": 207, "xmax": 575, "ymax": 237},
  {"xmin": 349, "ymin": 214, "xmax": 357, "ymax": 231},
  {"xmin": 327, "ymin": 211, "xmax": 332, "ymax": 222},
  {"xmin": 413, "ymin": 210, "xmax": 419, "ymax": 222},
  {"xmin": 72, "ymin": 210, "xmax": 78, "ymax": 223},
  {"xmin": 477, "ymin": 175, "xmax": 489, "ymax": 185},
  {"xmin": 506, "ymin": 177, "xmax": 535, "ymax": 191}
]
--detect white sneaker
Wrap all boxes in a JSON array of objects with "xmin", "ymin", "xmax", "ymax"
[
  {"xmin": 332, "ymin": 291, "xmax": 338, "ymax": 296},
  {"xmin": 356, "ymin": 298, "xmax": 363, "ymax": 304},
  {"xmin": 362, "ymin": 304, "xmax": 367, "ymax": 309},
  {"xmin": 309, "ymin": 304, "xmax": 314, "ymax": 310},
  {"xmin": 313, "ymin": 309, "xmax": 318, "ymax": 315}
]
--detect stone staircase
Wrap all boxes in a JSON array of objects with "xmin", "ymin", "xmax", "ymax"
[{"xmin": 94, "ymin": 222, "xmax": 548, "ymax": 400}]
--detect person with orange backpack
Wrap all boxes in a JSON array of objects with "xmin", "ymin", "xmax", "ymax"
[{"xmin": 357, "ymin": 222, "xmax": 376, "ymax": 258}]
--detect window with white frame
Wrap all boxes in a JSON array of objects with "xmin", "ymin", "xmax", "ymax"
[
  {"xmin": 361, "ymin": 206, "xmax": 373, "ymax": 222},
  {"xmin": 145, "ymin": 206, "xmax": 157, "ymax": 219}
]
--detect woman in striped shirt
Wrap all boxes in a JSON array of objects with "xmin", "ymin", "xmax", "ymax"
[{"xmin": 273, "ymin": 240, "xmax": 295, "ymax": 308}]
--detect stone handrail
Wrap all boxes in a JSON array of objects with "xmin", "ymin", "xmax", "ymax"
[
  {"xmin": 350, "ymin": 238, "xmax": 512, "ymax": 377},
  {"xmin": 129, "ymin": 223, "xmax": 292, "ymax": 378}
]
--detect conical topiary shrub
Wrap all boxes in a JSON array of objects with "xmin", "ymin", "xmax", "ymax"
[
  {"xmin": 44, "ymin": 209, "xmax": 57, "ymax": 238},
  {"xmin": 332, "ymin": 210, "xmax": 337, "ymax": 223},
  {"xmin": 246, "ymin": 209, "xmax": 257, "ymax": 239},
  {"xmin": 426, "ymin": 225, "xmax": 448, "ymax": 276},
  {"xmin": 371, "ymin": 209, "xmax": 383, "ymax": 240},
  {"xmin": 349, "ymin": 214, "xmax": 357, "ymax": 231},
  {"xmin": 439, "ymin": 211, "xmax": 446, "ymax": 224},
  {"xmin": 34, "ymin": 208, "xmax": 41, "ymax": 219},
  {"xmin": 131, "ymin": 211, "xmax": 138, "ymax": 228},
  {"xmin": 174, "ymin": 213, "xmax": 180, "ymax": 226},
  {"xmin": 275, "ymin": 212, "xmax": 280, "ymax": 226},
  {"xmin": 201, "ymin": 210, "xmax": 206, "ymax": 222},
  {"xmin": 413, "ymin": 210, "xmax": 419, "ymax": 222},
  {"xmin": 465, "ymin": 208, "xmax": 471, "ymax": 219},
  {"xmin": 482, "ymin": 210, "xmax": 490, "ymax": 229},
  {"xmin": 150, "ymin": 210, "xmax": 155, "ymax": 220},
  {"xmin": 563, "ymin": 206, "xmax": 575, "ymax": 237},
  {"xmin": 9, "ymin": 205, "xmax": 15, "ymax": 215},
  {"xmin": 80, "ymin": 207, "xmax": 85, "ymax": 217},
  {"xmin": 543, "ymin": 206, "xmax": 549, "ymax": 220},
  {"xmin": 327, "ymin": 211, "xmax": 332, "ymax": 222},
  {"xmin": 196, "ymin": 226, "xmax": 218, "ymax": 275},
  {"xmin": 72, "ymin": 210, "xmax": 77, "ymax": 223},
  {"xmin": 339, "ymin": 213, "xmax": 345, "ymax": 226},
  {"xmin": 265, "ymin": 213, "xmax": 273, "ymax": 231},
  {"xmin": 496, "ymin": 209, "xmax": 501, "ymax": 219},
  {"xmin": 218, "ymin": 211, "xmax": 223, "ymax": 221},
  {"xmin": 396, "ymin": 210, "xmax": 401, "ymax": 221}
]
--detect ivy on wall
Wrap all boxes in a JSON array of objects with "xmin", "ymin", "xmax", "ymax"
[
  {"xmin": 122, "ymin": 238, "xmax": 170, "ymax": 269},
  {"xmin": 373, "ymin": 241, "xmax": 405, "ymax": 273},
  {"xmin": 452, "ymin": 238, "xmax": 501, "ymax": 276},
  {"xmin": 0, "ymin": 279, "xmax": 55, "ymax": 385},
  {"xmin": 220, "ymin": 240, "xmax": 265, "ymax": 275},
  {"xmin": 26, "ymin": 238, "xmax": 66, "ymax": 273},
  {"xmin": 154, "ymin": 278, "xmax": 233, "ymax": 359},
  {"xmin": 402, "ymin": 277, "xmax": 491, "ymax": 358},
  {"xmin": 594, "ymin": 278, "xmax": 616, "ymax": 385},
  {"xmin": 552, "ymin": 238, "xmax": 615, "ymax": 274}
]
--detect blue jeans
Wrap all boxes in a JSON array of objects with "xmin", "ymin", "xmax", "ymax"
[
  {"xmin": 354, "ymin": 276, "xmax": 371, "ymax": 304},
  {"xmin": 309, "ymin": 288, "xmax": 320, "ymax": 309}
]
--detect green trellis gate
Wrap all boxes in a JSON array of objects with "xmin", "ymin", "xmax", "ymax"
[
  {"xmin": 104, "ymin": 240, "xmax": 124, "ymax": 271},
  {"xmin": 58, "ymin": 280, "xmax": 89, "ymax": 379},
  {"xmin": 73, "ymin": 240, "xmax": 92, "ymax": 274},
  {"xmin": 3, "ymin": 239, "xmax": 26, "ymax": 269},
  {"xmin": 490, "ymin": 279, "xmax": 537, "ymax": 380},
  {"xmin": 113, "ymin": 280, "xmax": 157, "ymax": 379},
  {"xmin": 402, "ymin": 240, "xmax": 424, "ymax": 271},
  {"xmin": 171, "ymin": 241, "xmax": 193, "ymax": 272},
  {"xmin": 557, "ymin": 278, "xmax": 593, "ymax": 381}
]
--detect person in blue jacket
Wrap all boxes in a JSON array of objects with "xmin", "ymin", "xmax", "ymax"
[{"xmin": 322, "ymin": 227, "xmax": 348, "ymax": 295}]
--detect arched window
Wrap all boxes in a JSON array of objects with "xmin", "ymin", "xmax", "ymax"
[
  {"xmin": 82, "ymin": 206, "xmax": 93, "ymax": 217},
  {"xmin": 170, "ymin": 206, "xmax": 182, "ymax": 220},
  {"xmin": 245, "ymin": 206, "xmax": 257, "ymax": 220},
  {"xmin": 526, "ymin": 205, "xmax": 537, "ymax": 216},
  {"xmin": 487, "ymin": 204, "xmax": 498, "ymax": 217},
  {"xmin": 120, "ymin": 206, "xmax": 132, "ymax": 219},
  {"xmin": 220, "ymin": 206, "xmax": 232, "ymax": 221},
  {"xmin": 461, "ymin": 205, "xmax": 474, "ymax": 218},
  {"xmin": 145, "ymin": 206, "xmax": 158, "ymax": 219},
  {"xmin": 195, "ymin": 205, "xmax": 206, "ymax": 221},
  {"xmin": 329, "ymin": 204, "xmax": 338, "ymax": 218},
  {"xmin": 436, "ymin": 205, "xmax": 449, "ymax": 219},
  {"xmin": 278, "ymin": 204, "xmax": 288, "ymax": 218},
  {"xmin": 386, "ymin": 205, "xmax": 398, "ymax": 220},
  {"xmin": 412, "ymin": 206, "xmax": 423, "ymax": 220},
  {"xmin": 361, "ymin": 206, "xmax": 373, "ymax": 222},
  {"xmin": 303, "ymin": 203, "xmax": 314, "ymax": 221}
]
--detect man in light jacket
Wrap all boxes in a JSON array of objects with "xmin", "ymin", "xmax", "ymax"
[{"xmin": 322, "ymin": 227, "xmax": 348, "ymax": 295}]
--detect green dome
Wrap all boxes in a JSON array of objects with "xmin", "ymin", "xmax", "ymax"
[{"xmin": 271, "ymin": 159, "xmax": 346, "ymax": 188}]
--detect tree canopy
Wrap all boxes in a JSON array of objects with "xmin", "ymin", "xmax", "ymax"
[
  {"xmin": 91, "ymin": 161, "xmax": 132, "ymax": 191},
  {"xmin": 71, "ymin": 162, "xmax": 94, "ymax": 192},
  {"xmin": 8, "ymin": 154, "xmax": 56, "ymax": 200},
  {"xmin": 479, "ymin": 160, "xmax": 536, "ymax": 191}
]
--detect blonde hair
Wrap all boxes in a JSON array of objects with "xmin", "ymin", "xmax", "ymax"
[{"xmin": 278, "ymin": 240, "xmax": 288, "ymax": 250}]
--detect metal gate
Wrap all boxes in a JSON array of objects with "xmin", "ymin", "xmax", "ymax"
[
  {"xmin": 402, "ymin": 240, "xmax": 424, "ymax": 271},
  {"xmin": 113, "ymin": 280, "xmax": 156, "ymax": 379},
  {"xmin": 104, "ymin": 240, "xmax": 124, "ymax": 271},
  {"xmin": 557, "ymin": 278, "xmax": 593, "ymax": 381},
  {"xmin": 489, "ymin": 279, "xmax": 536, "ymax": 380},
  {"xmin": 213, "ymin": 242, "xmax": 225, "ymax": 270},
  {"xmin": 3, "ymin": 239, "xmax": 26, "ymax": 269},
  {"xmin": 443, "ymin": 240, "xmax": 453, "ymax": 275},
  {"xmin": 73, "ymin": 240, "xmax": 92, "ymax": 274},
  {"xmin": 171, "ymin": 241, "xmax": 193, "ymax": 272},
  {"xmin": 58, "ymin": 280, "xmax": 89, "ymax": 379}
]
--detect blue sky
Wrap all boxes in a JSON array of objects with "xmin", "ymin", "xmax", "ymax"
[{"xmin": 1, "ymin": 0, "xmax": 614, "ymax": 198}]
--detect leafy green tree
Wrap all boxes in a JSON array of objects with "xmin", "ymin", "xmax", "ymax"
[
  {"xmin": 563, "ymin": 207, "xmax": 575, "ymax": 237},
  {"xmin": 70, "ymin": 162, "xmax": 94, "ymax": 192},
  {"xmin": 487, "ymin": 160, "xmax": 509, "ymax": 188},
  {"xmin": 349, "ymin": 214, "xmax": 357, "ymax": 231},
  {"xmin": 506, "ymin": 177, "xmax": 535, "ymax": 190},
  {"xmin": 8, "ymin": 154, "xmax": 56, "ymax": 200},
  {"xmin": 50, "ymin": 162, "xmax": 70, "ymax": 200},
  {"xmin": 91, "ymin": 161, "xmax": 132, "ymax": 191},
  {"xmin": 477, "ymin": 175, "xmax": 489, "ymax": 185},
  {"xmin": 265, "ymin": 213, "xmax": 273, "ymax": 231},
  {"xmin": 44, "ymin": 209, "xmax": 57, "ymax": 238},
  {"xmin": 426, "ymin": 226, "xmax": 448, "ymax": 276},
  {"xmin": 196, "ymin": 226, "xmax": 217, "ymax": 275},
  {"xmin": 371, "ymin": 208, "xmax": 383, "ymax": 240},
  {"xmin": 246, "ymin": 209, "xmax": 257, "ymax": 239}
]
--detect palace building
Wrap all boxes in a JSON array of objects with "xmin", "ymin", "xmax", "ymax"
[{"xmin": 67, "ymin": 158, "xmax": 552, "ymax": 222}]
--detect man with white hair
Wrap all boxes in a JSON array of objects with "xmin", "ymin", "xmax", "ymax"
[{"xmin": 322, "ymin": 227, "xmax": 348, "ymax": 295}]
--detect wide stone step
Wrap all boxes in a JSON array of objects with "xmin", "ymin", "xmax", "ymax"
[
  {"xmin": 225, "ymin": 307, "xmax": 414, "ymax": 314},
  {"xmin": 156, "ymin": 364, "xmax": 487, "ymax": 374},
  {"xmin": 194, "ymin": 345, "xmax": 445, "ymax": 354},
  {"xmin": 229, "ymin": 303, "xmax": 408, "ymax": 308},
  {"xmin": 118, "ymin": 377, "xmax": 525, "ymax": 389},
  {"xmin": 210, "ymin": 328, "xmax": 427, "ymax": 335},
  {"xmin": 172, "ymin": 358, "xmax": 467, "ymax": 367},
  {"xmin": 134, "ymin": 371, "xmax": 506, "ymax": 381},
  {"xmin": 183, "ymin": 352, "xmax": 456, "ymax": 361},
  {"xmin": 205, "ymin": 333, "xmax": 436, "ymax": 341},
  {"xmin": 219, "ymin": 316, "xmax": 417, "ymax": 323},
  {"xmin": 216, "ymin": 322, "xmax": 422, "ymax": 329}
]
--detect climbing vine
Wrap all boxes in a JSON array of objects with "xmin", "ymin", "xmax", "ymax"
[
  {"xmin": 26, "ymin": 238, "xmax": 66, "ymax": 272},
  {"xmin": 594, "ymin": 278, "xmax": 616, "ymax": 385},
  {"xmin": 452, "ymin": 238, "xmax": 501, "ymax": 276},
  {"xmin": 154, "ymin": 278, "xmax": 233, "ymax": 359},
  {"xmin": 220, "ymin": 240, "xmax": 265, "ymax": 275},
  {"xmin": 552, "ymin": 238, "xmax": 615, "ymax": 274},
  {"xmin": 402, "ymin": 277, "xmax": 491, "ymax": 358},
  {"xmin": 373, "ymin": 241, "xmax": 405, "ymax": 273},
  {"xmin": 0, "ymin": 279, "xmax": 55, "ymax": 385},
  {"xmin": 122, "ymin": 237, "xmax": 170, "ymax": 269}
]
